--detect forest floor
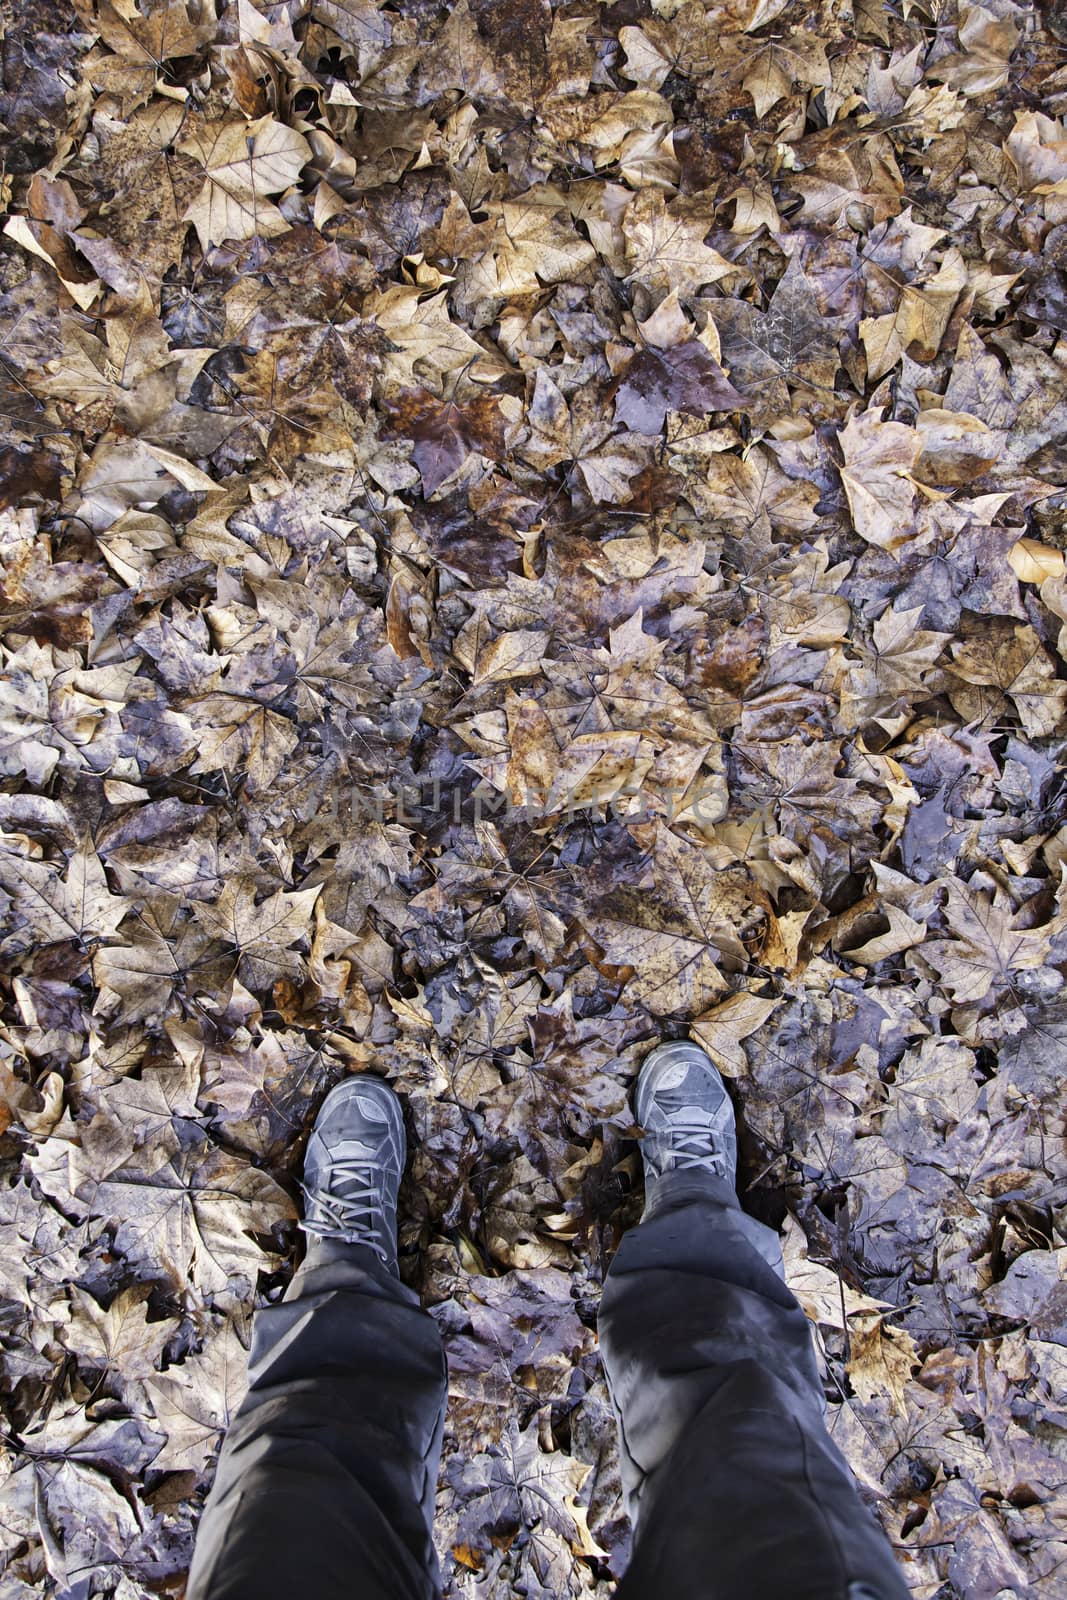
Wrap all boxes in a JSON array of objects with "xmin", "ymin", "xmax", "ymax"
[{"xmin": 1, "ymin": 0, "xmax": 1067, "ymax": 1595}]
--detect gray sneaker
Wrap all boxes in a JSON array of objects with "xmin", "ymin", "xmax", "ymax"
[
  {"xmin": 634, "ymin": 1040, "xmax": 737, "ymax": 1209},
  {"xmin": 300, "ymin": 1076, "xmax": 405, "ymax": 1270}
]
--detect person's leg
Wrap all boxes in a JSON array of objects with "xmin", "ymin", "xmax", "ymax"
[
  {"xmin": 598, "ymin": 1043, "xmax": 911, "ymax": 1600},
  {"xmin": 186, "ymin": 1079, "xmax": 448, "ymax": 1600}
]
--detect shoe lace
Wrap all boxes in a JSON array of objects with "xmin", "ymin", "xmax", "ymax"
[
  {"xmin": 654, "ymin": 1111, "xmax": 728, "ymax": 1176},
  {"xmin": 300, "ymin": 1155, "xmax": 386, "ymax": 1253}
]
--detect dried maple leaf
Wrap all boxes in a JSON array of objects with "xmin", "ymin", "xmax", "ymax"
[
  {"xmin": 25, "ymin": 1456, "xmax": 146, "ymax": 1586},
  {"xmin": 0, "ymin": 838, "xmax": 127, "ymax": 950},
  {"xmin": 690, "ymin": 443, "xmax": 820, "ymax": 531},
  {"xmin": 613, "ymin": 341, "xmax": 748, "ymax": 433},
  {"xmin": 742, "ymin": 33, "xmax": 832, "ymax": 117},
  {"xmin": 786, "ymin": 135, "xmax": 905, "ymax": 228},
  {"xmin": 191, "ymin": 880, "xmax": 320, "ymax": 991},
  {"xmin": 913, "ymin": 408, "xmax": 1001, "ymax": 488},
  {"xmin": 878, "ymin": 1037, "xmax": 981, "ymax": 1154},
  {"xmin": 731, "ymin": 737, "xmax": 881, "ymax": 850},
  {"xmin": 435, "ymin": 1266, "xmax": 594, "ymax": 1411},
  {"xmin": 364, "ymin": 285, "xmax": 507, "ymax": 392},
  {"xmin": 410, "ymin": 823, "xmax": 568, "ymax": 965},
  {"xmin": 1008, "ymin": 537, "xmax": 1064, "ymax": 584},
  {"xmin": 443, "ymin": 1417, "xmax": 597, "ymax": 1575},
  {"xmin": 388, "ymin": 387, "xmax": 507, "ymax": 496},
  {"xmin": 623, "ymin": 190, "xmax": 737, "ymax": 296},
  {"xmin": 860, "ymin": 250, "xmax": 967, "ymax": 380},
  {"xmin": 93, "ymin": 894, "xmax": 218, "ymax": 1025},
  {"xmin": 781, "ymin": 1215, "xmax": 890, "ymax": 1329},
  {"xmin": 690, "ymin": 991, "xmax": 780, "ymax": 1077},
  {"xmin": 502, "ymin": 611, "xmax": 723, "ymax": 821},
  {"xmin": 416, "ymin": 0, "xmax": 513, "ymax": 100},
  {"xmin": 2, "ymin": 216, "xmax": 100, "ymax": 311},
  {"xmin": 710, "ymin": 254, "xmax": 841, "ymax": 407},
  {"xmin": 30, "ymin": 1110, "xmax": 293, "ymax": 1296},
  {"xmin": 516, "ymin": 369, "xmax": 650, "ymax": 504},
  {"xmin": 837, "ymin": 409, "xmax": 921, "ymax": 549},
  {"xmin": 76, "ymin": 0, "xmax": 217, "ymax": 115},
  {"xmin": 187, "ymin": 694, "xmax": 299, "ymax": 795},
  {"xmin": 480, "ymin": 995, "xmax": 634, "ymax": 1146},
  {"xmin": 580, "ymin": 823, "xmax": 773, "ymax": 1015},
  {"xmin": 983, "ymin": 1248, "xmax": 1067, "ymax": 1342},
  {"xmin": 179, "ymin": 115, "xmax": 311, "ymax": 250},
  {"xmin": 145, "ymin": 1319, "xmax": 251, "ymax": 1476},
  {"xmin": 617, "ymin": 5, "xmax": 721, "ymax": 90},
  {"xmin": 919, "ymin": 877, "xmax": 1066, "ymax": 1009},
  {"xmin": 837, "ymin": 603, "xmax": 949, "ymax": 731},
  {"xmin": 456, "ymin": 191, "xmax": 598, "ymax": 313},
  {"xmin": 473, "ymin": 629, "xmax": 550, "ymax": 688},
  {"xmin": 947, "ymin": 622, "xmax": 1067, "ymax": 740},
  {"xmin": 62, "ymin": 1284, "xmax": 178, "ymax": 1385}
]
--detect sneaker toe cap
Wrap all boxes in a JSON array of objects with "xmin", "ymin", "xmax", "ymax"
[
  {"xmin": 635, "ymin": 1041, "xmax": 728, "ymax": 1123},
  {"xmin": 307, "ymin": 1077, "xmax": 405, "ymax": 1165}
]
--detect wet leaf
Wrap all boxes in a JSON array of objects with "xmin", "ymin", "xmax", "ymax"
[{"xmin": 3, "ymin": 1, "xmax": 1067, "ymax": 1594}]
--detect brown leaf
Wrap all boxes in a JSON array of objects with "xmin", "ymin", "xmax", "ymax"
[
  {"xmin": 390, "ymin": 387, "xmax": 507, "ymax": 496},
  {"xmin": 837, "ymin": 409, "xmax": 921, "ymax": 549},
  {"xmin": 613, "ymin": 341, "xmax": 748, "ymax": 433},
  {"xmin": 580, "ymin": 824, "xmax": 773, "ymax": 1016}
]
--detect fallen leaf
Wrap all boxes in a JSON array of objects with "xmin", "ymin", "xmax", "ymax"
[
  {"xmin": 180, "ymin": 115, "xmax": 312, "ymax": 249},
  {"xmin": 1008, "ymin": 537, "xmax": 1065, "ymax": 584},
  {"xmin": 837, "ymin": 409, "xmax": 921, "ymax": 549},
  {"xmin": 613, "ymin": 341, "xmax": 748, "ymax": 432}
]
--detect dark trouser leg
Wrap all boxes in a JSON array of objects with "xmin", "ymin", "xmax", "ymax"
[
  {"xmin": 598, "ymin": 1175, "xmax": 911, "ymax": 1600},
  {"xmin": 186, "ymin": 1241, "xmax": 448, "ymax": 1600}
]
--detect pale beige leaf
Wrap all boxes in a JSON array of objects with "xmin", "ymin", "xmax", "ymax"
[
  {"xmin": 62, "ymin": 1286, "xmax": 178, "ymax": 1380},
  {"xmin": 619, "ymin": 24, "xmax": 674, "ymax": 89},
  {"xmin": 180, "ymin": 115, "xmax": 311, "ymax": 249},
  {"xmin": 145, "ymin": 1320, "xmax": 250, "ymax": 1476},
  {"xmin": 461, "ymin": 196, "xmax": 598, "ymax": 303},
  {"xmin": 365, "ymin": 285, "xmax": 506, "ymax": 390},
  {"xmin": 191, "ymin": 881, "xmax": 321, "ymax": 989},
  {"xmin": 837, "ymin": 409, "xmax": 921, "ymax": 549},
  {"xmin": 782, "ymin": 1215, "xmax": 890, "ymax": 1328},
  {"xmin": 1009, "ymin": 537, "xmax": 1065, "ymax": 584},
  {"xmin": 623, "ymin": 190, "xmax": 735, "ymax": 295},
  {"xmin": 846, "ymin": 1312, "xmax": 919, "ymax": 1406},
  {"xmin": 690, "ymin": 992, "xmax": 779, "ymax": 1076},
  {"xmin": 0, "ymin": 840, "xmax": 127, "ymax": 946},
  {"xmin": 473, "ymin": 630, "xmax": 550, "ymax": 687},
  {"xmin": 844, "ymin": 905, "xmax": 927, "ymax": 965}
]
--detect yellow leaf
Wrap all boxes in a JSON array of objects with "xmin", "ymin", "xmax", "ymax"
[{"xmin": 1009, "ymin": 537, "xmax": 1065, "ymax": 584}]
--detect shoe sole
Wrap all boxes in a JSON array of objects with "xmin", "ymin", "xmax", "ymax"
[
  {"xmin": 634, "ymin": 1039, "xmax": 723, "ymax": 1129},
  {"xmin": 313, "ymin": 1074, "xmax": 407, "ymax": 1168}
]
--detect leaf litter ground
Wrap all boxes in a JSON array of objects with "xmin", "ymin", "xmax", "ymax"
[{"xmin": 1, "ymin": 1, "xmax": 1067, "ymax": 1596}]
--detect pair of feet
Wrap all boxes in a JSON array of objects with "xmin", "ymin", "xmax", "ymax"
[{"xmin": 301, "ymin": 1042, "xmax": 737, "ymax": 1270}]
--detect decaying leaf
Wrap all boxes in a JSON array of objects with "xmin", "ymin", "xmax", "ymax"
[
  {"xmin": 837, "ymin": 409, "xmax": 921, "ymax": 550},
  {"xmin": 3, "ymin": 1, "xmax": 1067, "ymax": 1595},
  {"xmin": 180, "ymin": 116, "xmax": 312, "ymax": 250}
]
